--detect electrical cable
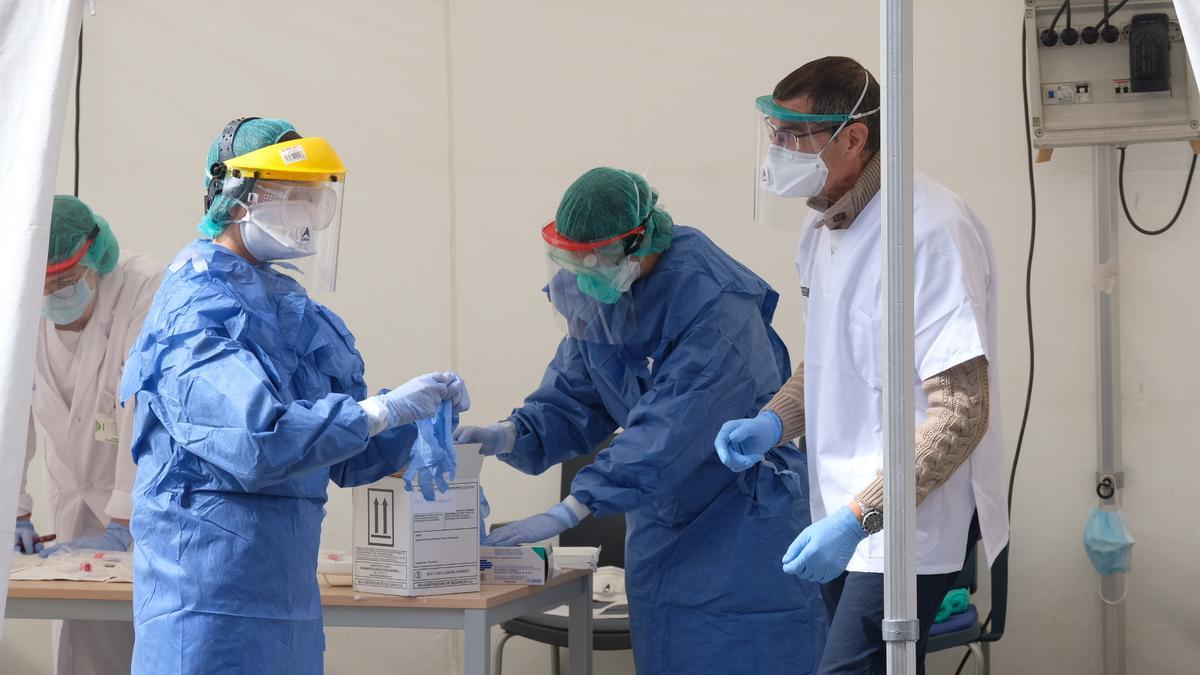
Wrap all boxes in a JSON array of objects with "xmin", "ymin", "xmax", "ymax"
[
  {"xmin": 1050, "ymin": 0, "xmax": 1068, "ymax": 30},
  {"xmin": 1118, "ymin": 146, "xmax": 1197, "ymax": 236},
  {"xmin": 1096, "ymin": 0, "xmax": 1131, "ymax": 28},
  {"xmin": 954, "ymin": 17, "xmax": 1040, "ymax": 675}
]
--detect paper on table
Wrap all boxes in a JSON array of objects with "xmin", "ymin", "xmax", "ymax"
[
  {"xmin": 316, "ymin": 549, "xmax": 352, "ymax": 576},
  {"xmin": 9, "ymin": 550, "xmax": 133, "ymax": 583},
  {"xmin": 8, "ymin": 555, "xmax": 41, "ymax": 575}
]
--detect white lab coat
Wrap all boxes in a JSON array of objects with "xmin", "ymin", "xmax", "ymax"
[
  {"xmin": 796, "ymin": 173, "xmax": 1009, "ymax": 575},
  {"xmin": 17, "ymin": 253, "xmax": 161, "ymax": 675}
]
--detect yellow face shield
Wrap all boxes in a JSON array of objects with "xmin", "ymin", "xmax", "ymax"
[{"xmin": 217, "ymin": 137, "xmax": 347, "ymax": 293}]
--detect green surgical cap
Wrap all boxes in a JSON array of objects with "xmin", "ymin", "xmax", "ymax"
[
  {"xmin": 49, "ymin": 195, "xmax": 119, "ymax": 275},
  {"xmin": 198, "ymin": 118, "xmax": 297, "ymax": 237},
  {"xmin": 556, "ymin": 167, "xmax": 675, "ymax": 255}
]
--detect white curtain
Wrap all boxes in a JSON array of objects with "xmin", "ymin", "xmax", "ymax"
[
  {"xmin": 1175, "ymin": 1, "xmax": 1200, "ymax": 92},
  {"xmin": 0, "ymin": 0, "xmax": 84, "ymax": 633}
]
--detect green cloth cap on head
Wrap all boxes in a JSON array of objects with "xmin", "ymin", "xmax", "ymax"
[
  {"xmin": 198, "ymin": 118, "xmax": 297, "ymax": 237},
  {"xmin": 555, "ymin": 167, "xmax": 674, "ymax": 255},
  {"xmin": 49, "ymin": 195, "xmax": 119, "ymax": 275}
]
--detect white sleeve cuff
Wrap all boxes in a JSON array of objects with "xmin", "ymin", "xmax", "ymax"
[
  {"xmin": 560, "ymin": 495, "xmax": 592, "ymax": 524},
  {"xmin": 359, "ymin": 397, "xmax": 390, "ymax": 437},
  {"xmin": 497, "ymin": 420, "xmax": 517, "ymax": 455},
  {"xmin": 104, "ymin": 490, "xmax": 133, "ymax": 521}
]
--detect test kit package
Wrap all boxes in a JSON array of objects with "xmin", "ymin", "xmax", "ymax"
[
  {"xmin": 352, "ymin": 443, "xmax": 484, "ymax": 597},
  {"xmin": 479, "ymin": 546, "xmax": 549, "ymax": 585}
]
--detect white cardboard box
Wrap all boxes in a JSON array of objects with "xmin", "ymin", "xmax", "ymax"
[
  {"xmin": 479, "ymin": 546, "xmax": 549, "ymax": 585},
  {"xmin": 352, "ymin": 443, "xmax": 484, "ymax": 596}
]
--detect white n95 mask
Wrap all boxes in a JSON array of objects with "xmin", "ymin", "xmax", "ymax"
[
  {"xmin": 241, "ymin": 201, "xmax": 318, "ymax": 262},
  {"xmin": 760, "ymin": 145, "xmax": 829, "ymax": 199}
]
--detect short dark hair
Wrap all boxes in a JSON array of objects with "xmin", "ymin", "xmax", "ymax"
[{"xmin": 773, "ymin": 56, "xmax": 880, "ymax": 154}]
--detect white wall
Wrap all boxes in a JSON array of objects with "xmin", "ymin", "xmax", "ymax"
[{"xmin": 4, "ymin": 1, "xmax": 1199, "ymax": 673}]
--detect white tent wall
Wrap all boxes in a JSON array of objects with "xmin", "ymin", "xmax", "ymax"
[{"xmin": 3, "ymin": 1, "xmax": 1198, "ymax": 673}]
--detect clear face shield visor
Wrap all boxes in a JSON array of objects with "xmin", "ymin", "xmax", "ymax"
[
  {"xmin": 222, "ymin": 175, "xmax": 346, "ymax": 293},
  {"xmin": 752, "ymin": 73, "xmax": 877, "ymax": 230},
  {"xmin": 542, "ymin": 220, "xmax": 644, "ymax": 345}
]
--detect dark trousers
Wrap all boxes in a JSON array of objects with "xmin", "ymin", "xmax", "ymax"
[
  {"xmin": 815, "ymin": 568, "xmax": 959, "ymax": 674},
  {"xmin": 816, "ymin": 515, "xmax": 980, "ymax": 675}
]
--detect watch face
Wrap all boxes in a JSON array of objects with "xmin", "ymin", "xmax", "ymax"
[{"xmin": 863, "ymin": 511, "xmax": 884, "ymax": 534}]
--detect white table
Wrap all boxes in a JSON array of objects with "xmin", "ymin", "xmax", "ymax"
[{"xmin": 6, "ymin": 569, "xmax": 594, "ymax": 674}]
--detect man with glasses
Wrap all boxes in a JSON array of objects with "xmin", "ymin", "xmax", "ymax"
[
  {"xmin": 716, "ymin": 56, "xmax": 1009, "ymax": 674},
  {"xmin": 13, "ymin": 195, "xmax": 161, "ymax": 675},
  {"xmin": 457, "ymin": 167, "xmax": 828, "ymax": 674}
]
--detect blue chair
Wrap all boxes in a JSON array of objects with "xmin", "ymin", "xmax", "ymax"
[
  {"xmin": 926, "ymin": 542, "xmax": 1009, "ymax": 675},
  {"xmin": 492, "ymin": 436, "xmax": 631, "ymax": 675}
]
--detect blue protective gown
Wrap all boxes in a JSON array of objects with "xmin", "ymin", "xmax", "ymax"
[
  {"xmin": 119, "ymin": 241, "xmax": 416, "ymax": 674},
  {"xmin": 503, "ymin": 227, "xmax": 827, "ymax": 674}
]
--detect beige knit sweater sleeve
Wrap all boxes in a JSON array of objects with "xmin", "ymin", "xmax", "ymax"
[
  {"xmin": 763, "ymin": 356, "xmax": 990, "ymax": 516},
  {"xmin": 764, "ymin": 363, "xmax": 806, "ymax": 441},
  {"xmin": 855, "ymin": 356, "xmax": 990, "ymax": 514}
]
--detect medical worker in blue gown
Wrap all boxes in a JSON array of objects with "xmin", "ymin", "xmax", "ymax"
[
  {"xmin": 457, "ymin": 167, "xmax": 827, "ymax": 674},
  {"xmin": 120, "ymin": 118, "xmax": 468, "ymax": 674}
]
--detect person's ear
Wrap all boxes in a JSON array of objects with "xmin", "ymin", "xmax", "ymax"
[{"xmin": 840, "ymin": 122, "xmax": 870, "ymax": 160}]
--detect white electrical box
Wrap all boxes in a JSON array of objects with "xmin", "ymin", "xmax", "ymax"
[{"xmin": 1025, "ymin": 0, "xmax": 1200, "ymax": 147}]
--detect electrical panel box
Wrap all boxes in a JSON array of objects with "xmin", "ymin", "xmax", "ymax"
[{"xmin": 1025, "ymin": 0, "xmax": 1200, "ymax": 148}]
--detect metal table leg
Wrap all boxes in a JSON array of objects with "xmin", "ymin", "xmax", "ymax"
[
  {"xmin": 566, "ymin": 573, "xmax": 593, "ymax": 674},
  {"xmin": 464, "ymin": 608, "xmax": 492, "ymax": 675}
]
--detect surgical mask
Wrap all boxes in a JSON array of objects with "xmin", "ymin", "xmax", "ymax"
[
  {"xmin": 240, "ymin": 201, "xmax": 317, "ymax": 262},
  {"xmin": 576, "ymin": 257, "xmax": 641, "ymax": 304},
  {"xmin": 42, "ymin": 277, "xmax": 94, "ymax": 325},
  {"xmin": 760, "ymin": 144, "xmax": 831, "ymax": 198},
  {"xmin": 1084, "ymin": 507, "xmax": 1134, "ymax": 577}
]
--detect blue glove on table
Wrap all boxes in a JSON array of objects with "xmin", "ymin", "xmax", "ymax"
[
  {"xmin": 714, "ymin": 411, "xmax": 783, "ymax": 472},
  {"xmin": 454, "ymin": 421, "xmax": 516, "ymax": 456},
  {"xmin": 13, "ymin": 519, "xmax": 42, "ymax": 555},
  {"xmin": 482, "ymin": 503, "xmax": 582, "ymax": 547},
  {"xmin": 781, "ymin": 506, "xmax": 868, "ymax": 582},
  {"xmin": 40, "ymin": 522, "xmax": 133, "ymax": 558}
]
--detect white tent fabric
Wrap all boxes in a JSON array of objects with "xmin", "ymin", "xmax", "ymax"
[
  {"xmin": 1175, "ymin": 1, "xmax": 1200, "ymax": 93},
  {"xmin": 0, "ymin": 0, "xmax": 84, "ymax": 635}
]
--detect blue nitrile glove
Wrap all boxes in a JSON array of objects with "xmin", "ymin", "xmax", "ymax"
[
  {"xmin": 360, "ymin": 374, "xmax": 451, "ymax": 437},
  {"xmin": 439, "ymin": 371, "xmax": 471, "ymax": 414},
  {"xmin": 478, "ymin": 486, "xmax": 491, "ymax": 544},
  {"xmin": 714, "ymin": 411, "xmax": 783, "ymax": 472},
  {"xmin": 40, "ymin": 522, "xmax": 133, "ymax": 558},
  {"xmin": 482, "ymin": 503, "xmax": 581, "ymax": 547},
  {"xmin": 781, "ymin": 506, "xmax": 868, "ymax": 582},
  {"xmin": 404, "ymin": 400, "xmax": 456, "ymax": 500},
  {"xmin": 381, "ymin": 374, "xmax": 450, "ymax": 428},
  {"xmin": 14, "ymin": 519, "xmax": 42, "ymax": 555},
  {"xmin": 454, "ymin": 421, "xmax": 516, "ymax": 456}
]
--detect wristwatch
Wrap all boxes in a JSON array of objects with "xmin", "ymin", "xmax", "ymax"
[{"xmin": 858, "ymin": 503, "xmax": 883, "ymax": 535}]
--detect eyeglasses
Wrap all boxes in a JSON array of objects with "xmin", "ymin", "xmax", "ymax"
[
  {"xmin": 44, "ymin": 268, "xmax": 89, "ymax": 297},
  {"xmin": 763, "ymin": 117, "xmax": 837, "ymax": 152}
]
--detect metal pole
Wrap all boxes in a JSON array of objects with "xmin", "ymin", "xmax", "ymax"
[
  {"xmin": 1092, "ymin": 145, "xmax": 1127, "ymax": 675},
  {"xmin": 881, "ymin": 1, "xmax": 917, "ymax": 674}
]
